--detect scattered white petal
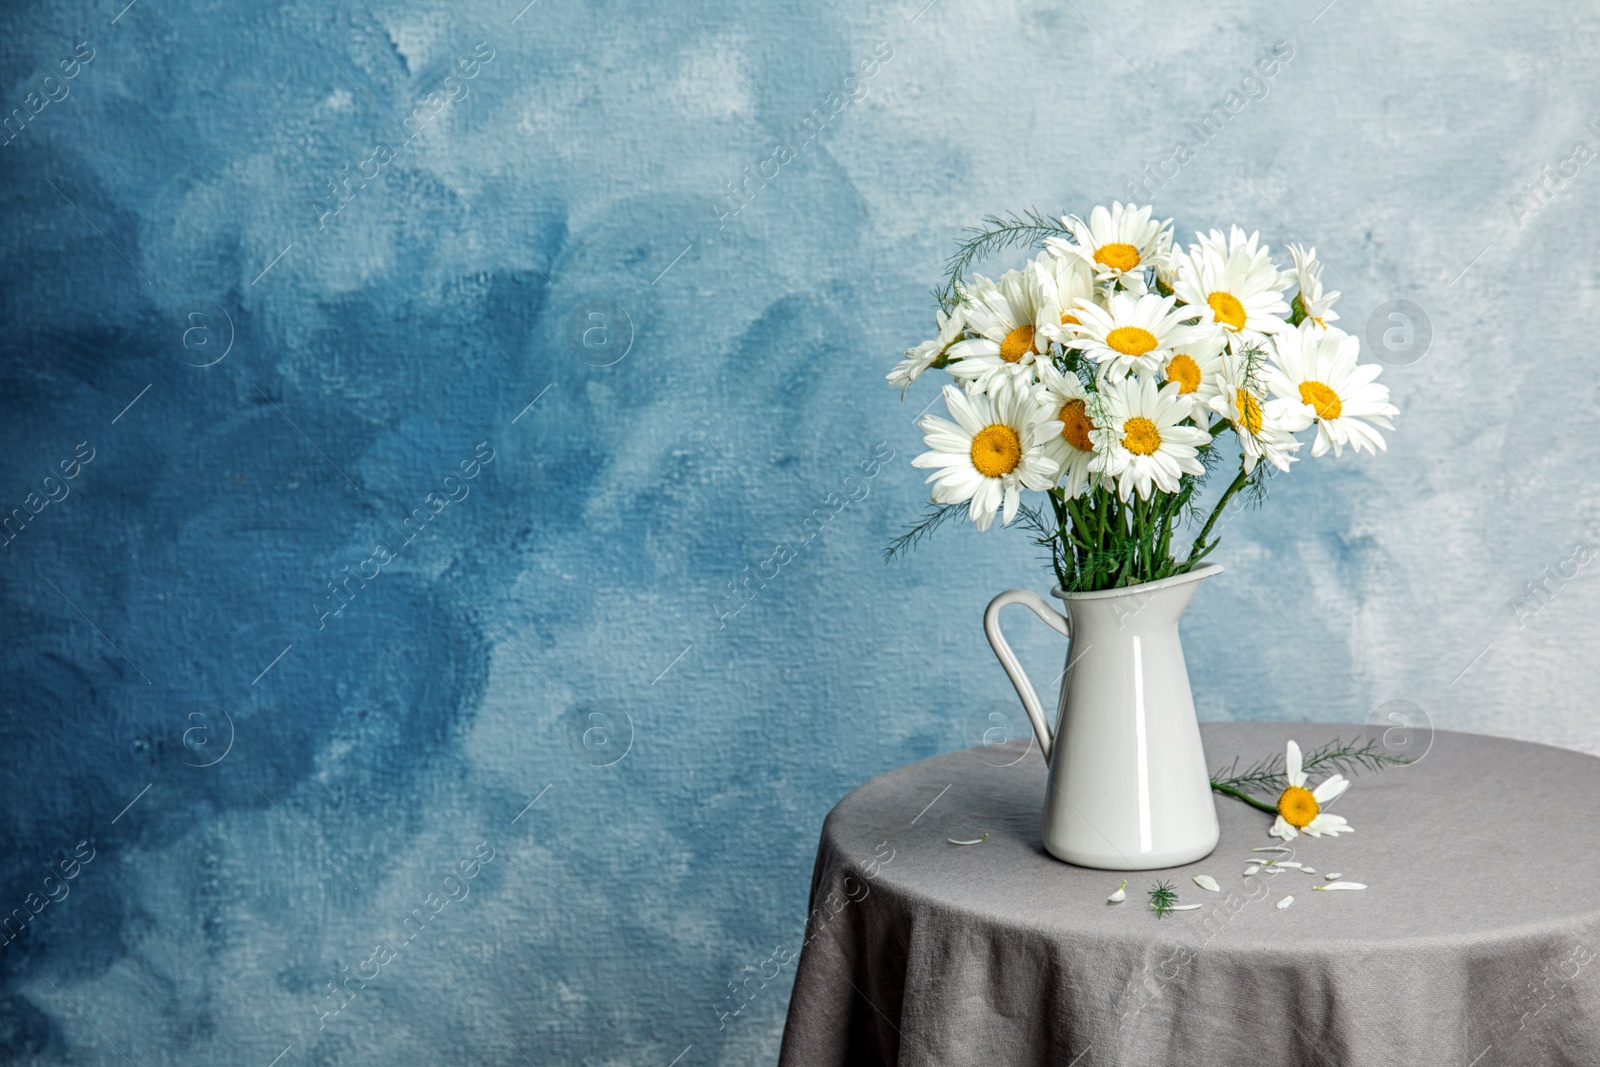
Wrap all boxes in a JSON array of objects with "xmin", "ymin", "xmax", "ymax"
[
  {"xmin": 1108, "ymin": 880, "xmax": 1127, "ymax": 904},
  {"xmin": 1300, "ymin": 867, "xmax": 1318, "ymax": 875},
  {"xmin": 947, "ymin": 833, "xmax": 988, "ymax": 846},
  {"xmin": 1314, "ymin": 882, "xmax": 1367, "ymax": 892},
  {"xmin": 1168, "ymin": 904, "xmax": 1203, "ymax": 911},
  {"xmin": 1244, "ymin": 864, "xmax": 1260, "ymax": 876},
  {"xmin": 1274, "ymin": 861, "xmax": 1303, "ymax": 869},
  {"xmin": 1326, "ymin": 872, "xmax": 1343, "ymax": 880},
  {"xmin": 1277, "ymin": 895, "xmax": 1294, "ymax": 910},
  {"xmin": 1193, "ymin": 875, "xmax": 1221, "ymax": 893},
  {"xmin": 1252, "ymin": 846, "xmax": 1292, "ymax": 853}
]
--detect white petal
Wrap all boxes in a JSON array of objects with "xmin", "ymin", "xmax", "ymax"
[
  {"xmin": 1251, "ymin": 846, "xmax": 1292, "ymax": 853},
  {"xmin": 1300, "ymin": 867, "xmax": 1318, "ymax": 875},
  {"xmin": 1326, "ymin": 872, "xmax": 1343, "ymax": 880},
  {"xmin": 1314, "ymin": 882, "xmax": 1367, "ymax": 892},
  {"xmin": 1193, "ymin": 875, "xmax": 1220, "ymax": 893},
  {"xmin": 1285, "ymin": 740, "xmax": 1305, "ymax": 787},
  {"xmin": 1312, "ymin": 774, "xmax": 1349, "ymax": 803},
  {"xmin": 1244, "ymin": 865, "xmax": 1260, "ymax": 876},
  {"xmin": 1274, "ymin": 861, "xmax": 1303, "ymax": 869},
  {"xmin": 1168, "ymin": 904, "xmax": 1203, "ymax": 911},
  {"xmin": 1276, "ymin": 895, "xmax": 1294, "ymax": 910},
  {"xmin": 1108, "ymin": 880, "xmax": 1127, "ymax": 903}
]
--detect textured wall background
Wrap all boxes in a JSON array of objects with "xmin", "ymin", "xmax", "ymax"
[{"xmin": 1, "ymin": 0, "xmax": 1595, "ymax": 1062}]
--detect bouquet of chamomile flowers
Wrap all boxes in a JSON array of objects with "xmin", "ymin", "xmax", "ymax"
[{"xmin": 887, "ymin": 202, "xmax": 1399, "ymax": 592}]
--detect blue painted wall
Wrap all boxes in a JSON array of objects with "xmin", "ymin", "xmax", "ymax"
[{"xmin": 1, "ymin": 0, "xmax": 1593, "ymax": 1062}]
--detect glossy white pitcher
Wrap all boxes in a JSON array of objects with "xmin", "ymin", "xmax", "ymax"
[{"xmin": 984, "ymin": 564, "xmax": 1222, "ymax": 870}]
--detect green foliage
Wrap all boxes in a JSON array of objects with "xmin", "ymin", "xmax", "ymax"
[
  {"xmin": 935, "ymin": 210, "xmax": 1072, "ymax": 310},
  {"xmin": 884, "ymin": 501, "xmax": 969, "ymax": 561},
  {"xmin": 1148, "ymin": 881, "xmax": 1179, "ymax": 918},
  {"xmin": 1210, "ymin": 737, "xmax": 1411, "ymax": 798}
]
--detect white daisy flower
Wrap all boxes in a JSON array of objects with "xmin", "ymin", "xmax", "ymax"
[
  {"xmin": 1035, "ymin": 362, "xmax": 1101, "ymax": 499},
  {"xmin": 1287, "ymin": 244, "xmax": 1339, "ymax": 329},
  {"xmin": 889, "ymin": 306, "xmax": 966, "ymax": 392},
  {"xmin": 946, "ymin": 267, "xmax": 1055, "ymax": 390},
  {"xmin": 912, "ymin": 381, "xmax": 1061, "ymax": 532},
  {"xmin": 1089, "ymin": 376, "xmax": 1211, "ymax": 502},
  {"xmin": 1067, "ymin": 292, "xmax": 1206, "ymax": 382},
  {"xmin": 1208, "ymin": 351, "xmax": 1301, "ymax": 474},
  {"xmin": 1173, "ymin": 227, "xmax": 1291, "ymax": 348},
  {"xmin": 1159, "ymin": 329, "xmax": 1229, "ymax": 408},
  {"xmin": 1264, "ymin": 325, "xmax": 1397, "ymax": 458},
  {"xmin": 1035, "ymin": 251, "xmax": 1097, "ymax": 348},
  {"xmin": 1270, "ymin": 740, "xmax": 1354, "ymax": 841},
  {"xmin": 1153, "ymin": 246, "xmax": 1181, "ymax": 294},
  {"xmin": 1047, "ymin": 202, "xmax": 1173, "ymax": 289}
]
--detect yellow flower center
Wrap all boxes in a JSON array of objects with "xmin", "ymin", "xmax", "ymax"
[
  {"xmin": 970, "ymin": 424, "xmax": 1023, "ymax": 477},
  {"xmin": 1236, "ymin": 388, "xmax": 1263, "ymax": 435},
  {"xmin": 1093, "ymin": 242, "xmax": 1142, "ymax": 272},
  {"xmin": 1059, "ymin": 399, "xmax": 1095, "ymax": 452},
  {"xmin": 1299, "ymin": 380, "xmax": 1342, "ymax": 420},
  {"xmin": 1208, "ymin": 291, "xmax": 1247, "ymax": 331},
  {"xmin": 1165, "ymin": 354, "xmax": 1202, "ymax": 394},
  {"xmin": 1105, "ymin": 326, "xmax": 1158, "ymax": 357},
  {"xmin": 1121, "ymin": 417, "xmax": 1161, "ymax": 456},
  {"xmin": 1277, "ymin": 785, "xmax": 1320, "ymax": 829},
  {"xmin": 999, "ymin": 325, "xmax": 1037, "ymax": 364},
  {"xmin": 1060, "ymin": 312, "xmax": 1079, "ymax": 326}
]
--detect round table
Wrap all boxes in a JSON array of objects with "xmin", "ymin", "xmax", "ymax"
[{"xmin": 777, "ymin": 723, "xmax": 1600, "ymax": 1067}]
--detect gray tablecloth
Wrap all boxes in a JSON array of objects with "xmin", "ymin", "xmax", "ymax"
[{"xmin": 777, "ymin": 723, "xmax": 1600, "ymax": 1066}]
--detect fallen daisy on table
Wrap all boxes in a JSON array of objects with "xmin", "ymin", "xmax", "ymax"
[
  {"xmin": 1108, "ymin": 880, "xmax": 1127, "ymax": 904},
  {"xmin": 1314, "ymin": 882, "xmax": 1367, "ymax": 892},
  {"xmin": 1271, "ymin": 740, "xmax": 1354, "ymax": 840}
]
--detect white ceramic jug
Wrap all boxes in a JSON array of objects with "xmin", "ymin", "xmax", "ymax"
[{"xmin": 984, "ymin": 564, "xmax": 1222, "ymax": 870}]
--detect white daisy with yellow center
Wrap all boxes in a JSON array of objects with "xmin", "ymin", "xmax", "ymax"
[
  {"xmin": 888, "ymin": 305, "xmax": 966, "ymax": 393},
  {"xmin": 912, "ymin": 381, "xmax": 1061, "ymax": 531},
  {"xmin": 1035, "ymin": 362, "xmax": 1102, "ymax": 499},
  {"xmin": 1287, "ymin": 244, "xmax": 1339, "ymax": 329},
  {"xmin": 1172, "ymin": 227, "xmax": 1291, "ymax": 348},
  {"xmin": 1159, "ymin": 329, "xmax": 1229, "ymax": 408},
  {"xmin": 1207, "ymin": 351, "xmax": 1301, "ymax": 474},
  {"xmin": 1270, "ymin": 740, "xmax": 1353, "ymax": 841},
  {"xmin": 1264, "ymin": 325, "xmax": 1397, "ymax": 458},
  {"xmin": 1047, "ymin": 202, "xmax": 1173, "ymax": 289},
  {"xmin": 1035, "ymin": 251, "xmax": 1097, "ymax": 349},
  {"xmin": 946, "ymin": 266, "xmax": 1055, "ymax": 391},
  {"xmin": 1067, "ymin": 292, "xmax": 1207, "ymax": 382},
  {"xmin": 1088, "ymin": 376, "xmax": 1211, "ymax": 501}
]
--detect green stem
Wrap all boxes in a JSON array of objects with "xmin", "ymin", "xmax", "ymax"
[
  {"xmin": 1187, "ymin": 463, "xmax": 1251, "ymax": 563},
  {"xmin": 1210, "ymin": 781, "xmax": 1278, "ymax": 814}
]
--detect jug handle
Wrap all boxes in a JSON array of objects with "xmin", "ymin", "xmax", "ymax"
[{"xmin": 983, "ymin": 590, "xmax": 1071, "ymax": 762}]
